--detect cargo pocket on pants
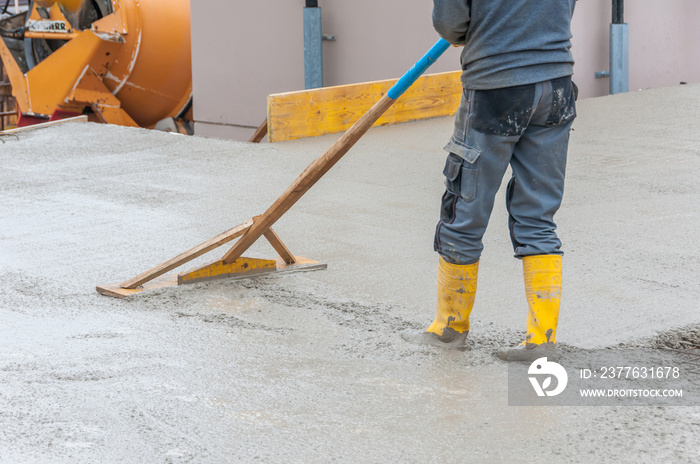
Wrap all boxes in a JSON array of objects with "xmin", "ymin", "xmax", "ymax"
[{"xmin": 443, "ymin": 151, "xmax": 479, "ymax": 202}]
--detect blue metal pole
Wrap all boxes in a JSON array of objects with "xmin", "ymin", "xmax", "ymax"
[
  {"xmin": 609, "ymin": 0, "xmax": 628, "ymax": 94},
  {"xmin": 304, "ymin": 4, "xmax": 323, "ymax": 89},
  {"xmin": 610, "ymin": 23, "xmax": 629, "ymax": 94}
]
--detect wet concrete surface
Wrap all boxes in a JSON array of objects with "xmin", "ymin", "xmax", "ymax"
[{"xmin": 1, "ymin": 84, "xmax": 699, "ymax": 462}]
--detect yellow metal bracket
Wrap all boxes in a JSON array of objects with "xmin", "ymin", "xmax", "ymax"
[{"xmin": 178, "ymin": 257, "xmax": 278, "ymax": 285}]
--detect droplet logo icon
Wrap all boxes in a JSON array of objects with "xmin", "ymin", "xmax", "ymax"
[{"xmin": 528, "ymin": 357, "xmax": 568, "ymax": 397}]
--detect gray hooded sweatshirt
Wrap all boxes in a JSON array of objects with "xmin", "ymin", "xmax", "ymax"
[{"xmin": 433, "ymin": 0, "xmax": 576, "ymax": 89}]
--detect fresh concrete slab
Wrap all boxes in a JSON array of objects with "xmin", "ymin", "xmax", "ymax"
[{"xmin": 1, "ymin": 84, "xmax": 699, "ymax": 462}]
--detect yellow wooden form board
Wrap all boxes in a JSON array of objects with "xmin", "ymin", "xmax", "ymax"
[{"xmin": 267, "ymin": 70, "xmax": 462, "ymax": 143}]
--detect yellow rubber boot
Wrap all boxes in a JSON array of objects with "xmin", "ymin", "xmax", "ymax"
[
  {"xmin": 497, "ymin": 254, "xmax": 561, "ymax": 362},
  {"xmin": 401, "ymin": 257, "xmax": 478, "ymax": 348},
  {"xmin": 523, "ymin": 254, "xmax": 561, "ymax": 346}
]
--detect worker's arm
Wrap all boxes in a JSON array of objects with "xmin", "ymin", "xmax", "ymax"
[{"xmin": 432, "ymin": 0, "xmax": 470, "ymax": 45}]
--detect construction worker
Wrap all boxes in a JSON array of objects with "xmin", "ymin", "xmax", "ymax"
[{"xmin": 403, "ymin": 0, "xmax": 578, "ymax": 361}]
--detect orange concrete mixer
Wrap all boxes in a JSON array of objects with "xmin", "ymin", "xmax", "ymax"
[{"xmin": 0, "ymin": 0, "xmax": 192, "ymax": 130}]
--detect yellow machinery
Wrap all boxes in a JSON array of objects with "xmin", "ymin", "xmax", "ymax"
[{"xmin": 0, "ymin": 0, "xmax": 192, "ymax": 130}]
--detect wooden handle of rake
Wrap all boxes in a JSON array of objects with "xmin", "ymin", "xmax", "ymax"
[{"xmin": 221, "ymin": 39, "xmax": 451, "ymax": 264}]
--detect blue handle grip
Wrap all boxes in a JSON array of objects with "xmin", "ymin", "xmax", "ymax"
[{"xmin": 387, "ymin": 38, "xmax": 451, "ymax": 100}]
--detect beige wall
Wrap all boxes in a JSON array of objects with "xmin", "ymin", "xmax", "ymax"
[
  {"xmin": 570, "ymin": 0, "xmax": 610, "ymax": 98},
  {"xmin": 627, "ymin": 0, "xmax": 700, "ymax": 91},
  {"xmin": 192, "ymin": 0, "xmax": 700, "ymax": 140}
]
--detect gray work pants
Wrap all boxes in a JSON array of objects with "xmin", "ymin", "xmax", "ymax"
[{"xmin": 435, "ymin": 77, "xmax": 577, "ymax": 265}]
